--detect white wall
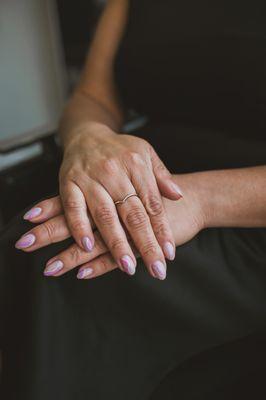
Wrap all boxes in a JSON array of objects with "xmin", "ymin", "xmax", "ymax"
[{"xmin": 0, "ymin": 0, "xmax": 66, "ymax": 151}]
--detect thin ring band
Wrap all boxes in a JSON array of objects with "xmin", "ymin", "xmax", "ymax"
[{"xmin": 114, "ymin": 193, "xmax": 139, "ymax": 206}]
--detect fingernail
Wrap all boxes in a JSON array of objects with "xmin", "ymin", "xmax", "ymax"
[
  {"xmin": 82, "ymin": 236, "xmax": 94, "ymax": 252},
  {"xmin": 120, "ymin": 255, "xmax": 136, "ymax": 275},
  {"xmin": 44, "ymin": 260, "xmax": 64, "ymax": 276},
  {"xmin": 23, "ymin": 207, "xmax": 42, "ymax": 220},
  {"xmin": 171, "ymin": 183, "xmax": 183, "ymax": 198},
  {"xmin": 163, "ymin": 242, "xmax": 175, "ymax": 261},
  {"xmin": 151, "ymin": 261, "xmax": 167, "ymax": 280},
  {"xmin": 15, "ymin": 233, "xmax": 36, "ymax": 249},
  {"xmin": 77, "ymin": 267, "xmax": 94, "ymax": 279}
]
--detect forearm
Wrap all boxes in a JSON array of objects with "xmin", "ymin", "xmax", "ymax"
[
  {"xmin": 59, "ymin": 0, "xmax": 129, "ymax": 150},
  {"xmin": 174, "ymin": 166, "xmax": 266, "ymax": 228}
]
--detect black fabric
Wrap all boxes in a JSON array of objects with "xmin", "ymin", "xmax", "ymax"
[
  {"xmin": 115, "ymin": 0, "xmax": 266, "ymax": 138},
  {"xmin": 2, "ymin": 2, "xmax": 266, "ymax": 398},
  {"xmin": 2, "ymin": 124, "xmax": 266, "ymax": 399},
  {"xmin": 149, "ymin": 329, "xmax": 266, "ymax": 399}
]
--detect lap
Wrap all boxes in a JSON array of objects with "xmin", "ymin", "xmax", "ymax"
[{"xmin": 2, "ymin": 212, "xmax": 266, "ymax": 400}]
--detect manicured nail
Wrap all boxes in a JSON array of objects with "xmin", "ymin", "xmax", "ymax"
[
  {"xmin": 44, "ymin": 260, "xmax": 64, "ymax": 276},
  {"xmin": 163, "ymin": 242, "xmax": 175, "ymax": 261},
  {"xmin": 23, "ymin": 207, "xmax": 42, "ymax": 220},
  {"xmin": 171, "ymin": 183, "xmax": 183, "ymax": 198},
  {"xmin": 77, "ymin": 267, "xmax": 94, "ymax": 279},
  {"xmin": 151, "ymin": 261, "xmax": 167, "ymax": 280},
  {"xmin": 15, "ymin": 233, "xmax": 36, "ymax": 249},
  {"xmin": 82, "ymin": 236, "xmax": 94, "ymax": 252},
  {"xmin": 120, "ymin": 255, "xmax": 136, "ymax": 275}
]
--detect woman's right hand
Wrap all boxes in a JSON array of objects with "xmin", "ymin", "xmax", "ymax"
[{"xmin": 25, "ymin": 125, "xmax": 183, "ymax": 279}]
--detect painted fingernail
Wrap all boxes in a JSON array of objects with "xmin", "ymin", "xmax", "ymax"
[
  {"xmin": 44, "ymin": 260, "xmax": 64, "ymax": 276},
  {"xmin": 77, "ymin": 267, "xmax": 94, "ymax": 279},
  {"xmin": 151, "ymin": 261, "xmax": 167, "ymax": 280},
  {"xmin": 171, "ymin": 183, "xmax": 183, "ymax": 198},
  {"xmin": 15, "ymin": 233, "xmax": 36, "ymax": 249},
  {"xmin": 23, "ymin": 207, "xmax": 42, "ymax": 220},
  {"xmin": 120, "ymin": 255, "xmax": 136, "ymax": 276},
  {"xmin": 163, "ymin": 242, "xmax": 175, "ymax": 261},
  {"xmin": 82, "ymin": 236, "xmax": 94, "ymax": 252}
]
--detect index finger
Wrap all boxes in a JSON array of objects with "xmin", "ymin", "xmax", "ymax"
[
  {"xmin": 60, "ymin": 182, "xmax": 96, "ymax": 253},
  {"xmin": 23, "ymin": 196, "xmax": 63, "ymax": 223}
]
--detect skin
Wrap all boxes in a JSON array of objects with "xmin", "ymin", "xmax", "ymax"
[
  {"xmin": 16, "ymin": 166, "xmax": 266, "ymax": 280},
  {"xmin": 52, "ymin": 0, "xmax": 183, "ymax": 279},
  {"xmin": 15, "ymin": 0, "xmax": 266, "ymax": 279}
]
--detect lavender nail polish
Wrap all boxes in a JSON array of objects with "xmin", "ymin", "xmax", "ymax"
[
  {"xmin": 151, "ymin": 261, "xmax": 167, "ymax": 280},
  {"xmin": 15, "ymin": 233, "xmax": 36, "ymax": 249},
  {"xmin": 82, "ymin": 236, "xmax": 94, "ymax": 252},
  {"xmin": 77, "ymin": 267, "xmax": 94, "ymax": 279},
  {"xmin": 120, "ymin": 255, "xmax": 136, "ymax": 275},
  {"xmin": 163, "ymin": 242, "xmax": 175, "ymax": 261},
  {"xmin": 23, "ymin": 207, "xmax": 42, "ymax": 220},
  {"xmin": 44, "ymin": 260, "xmax": 64, "ymax": 276}
]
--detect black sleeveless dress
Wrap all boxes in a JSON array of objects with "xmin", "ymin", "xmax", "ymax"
[{"xmin": 2, "ymin": 1, "xmax": 266, "ymax": 399}]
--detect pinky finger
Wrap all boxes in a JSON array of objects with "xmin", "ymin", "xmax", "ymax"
[
  {"xmin": 77, "ymin": 239, "xmax": 140, "ymax": 280},
  {"xmin": 77, "ymin": 254, "xmax": 118, "ymax": 280}
]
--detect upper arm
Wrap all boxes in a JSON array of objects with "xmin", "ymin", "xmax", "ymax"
[{"xmin": 77, "ymin": 0, "xmax": 129, "ymax": 105}]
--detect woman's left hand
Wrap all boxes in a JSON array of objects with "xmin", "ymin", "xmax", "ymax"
[{"xmin": 15, "ymin": 180, "xmax": 205, "ymax": 280}]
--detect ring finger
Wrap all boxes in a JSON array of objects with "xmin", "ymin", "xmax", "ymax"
[{"xmin": 100, "ymin": 172, "xmax": 167, "ymax": 280}]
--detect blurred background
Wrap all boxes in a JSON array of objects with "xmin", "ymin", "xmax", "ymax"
[
  {"xmin": 0, "ymin": 0, "xmax": 102, "ymax": 227},
  {"xmin": 0, "ymin": 1, "xmax": 102, "ymax": 368}
]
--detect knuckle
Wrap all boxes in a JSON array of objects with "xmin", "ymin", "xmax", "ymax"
[
  {"xmin": 125, "ymin": 207, "xmax": 148, "ymax": 230},
  {"xmin": 95, "ymin": 205, "xmax": 115, "ymax": 226},
  {"xmin": 100, "ymin": 158, "xmax": 119, "ymax": 175},
  {"xmin": 109, "ymin": 237, "xmax": 126, "ymax": 253},
  {"xmin": 64, "ymin": 198, "xmax": 82, "ymax": 211},
  {"xmin": 143, "ymin": 194, "xmax": 163, "ymax": 216},
  {"xmin": 155, "ymin": 162, "xmax": 168, "ymax": 174},
  {"xmin": 42, "ymin": 221, "xmax": 56, "ymax": 242},
  {"xmin": 99, "ymin": 257, "xmax": 111, "ymax": 273},
  {"xmin": 153, "ymin": 222, "xmax": 169, "ymax": 238},
  {"xmin": 68, "ymin": 245, "xmax": 83, "ymax": 266},
  {"xmin": 127, "ymin": 151, "xmax": 145, "ymax": 166},
  {"xmin": 70, "ymin": 219, "xmax": 87, "ymax": 232},
  {"xmin": 140, "ymin": 241, "xmax": 158, "ymax": 258}
]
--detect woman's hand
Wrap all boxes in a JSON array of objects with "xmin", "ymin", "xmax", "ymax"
[
  {"xmin": 15, "ymin": 179, "xmax": 204, "ymax": 280},
  {"xmin": 24, "ymin": 128, "xmax": 182, "ymax": 279}
]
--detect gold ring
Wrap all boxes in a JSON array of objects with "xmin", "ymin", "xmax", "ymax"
[{"xmin": 114, "ymin": 193, "xmax": 139, "ymax": 206}]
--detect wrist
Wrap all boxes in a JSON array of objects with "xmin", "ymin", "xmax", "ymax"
[
  {"xmin": 173, "ymin": 170, "xmax": 241, "ymax": 229},
  {"xmin": 172, "ymin": 172, "xmax": 211, "ymax": 230},
  {"xmin": 62, "ymin": 122, "xmax": 116, "ymax": 154}
]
